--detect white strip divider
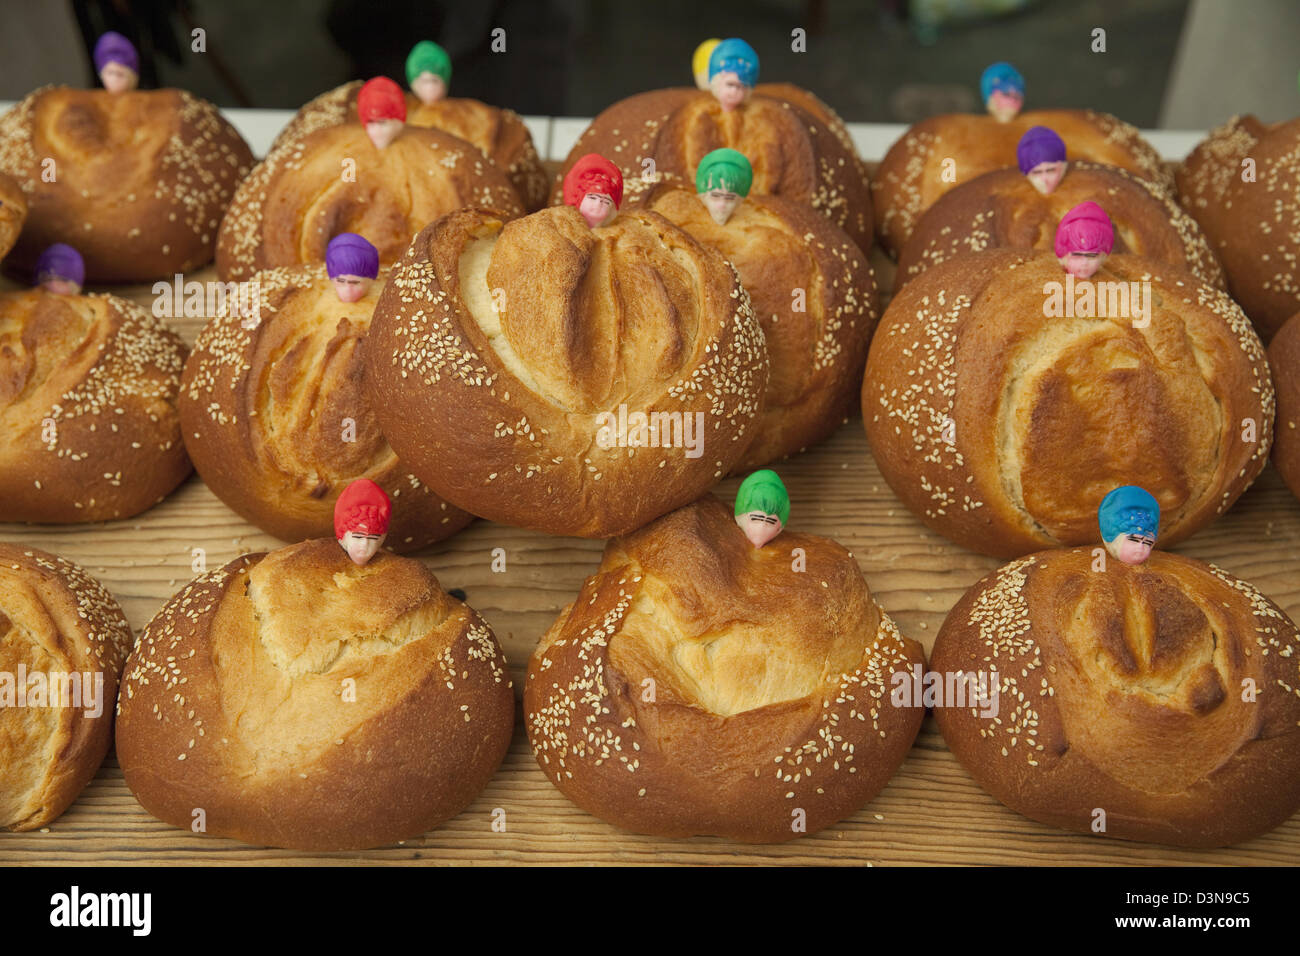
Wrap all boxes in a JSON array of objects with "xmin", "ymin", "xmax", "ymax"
[{"xmin": 0, "ymin": 101, "xmax": 1209, "ymax": 164}]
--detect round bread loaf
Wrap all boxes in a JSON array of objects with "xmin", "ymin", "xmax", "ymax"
[
  {"xmin": 552, "ymin": 88, "xmax": 872, "ymax": 252},
  {"xmin": 0, "ymin": 543, "xmax": 133, "ymax": 831},
  {"xmin": 0, "ymin": 169, "xmax": 26, "ymax": 262},
  {"xmin": 1268, "ymin": 312, "xmax": 1300, "ymax": 502},
  {"xmin": 0, "ymin": 288, "xmax": 190, "ymax": 522},
  {"xmin": 363, "ymin": 205, "xmax": 769, "ymax": 538},
  {"xmin": 115, "ymin": 538, "xmax": 514, "ymax": 850},
  {"xmin": 269, "ymin": 81, "xmax": 549, "ymax": 211},
  {"xmin": 0, "ymin": 86, "xmax": 253, "ymax": 281},
  {"xmin": 179, "ymin": 265, "xmax": 473, "ymax": 549},
  {"xmin": 897, "ymin": 160, "xmax": 1224, "ymax": 291},
  {"xmin": 216, "ymin": 121, "xmax": 524, "ymax": 282},
  {"xmin": 932, "ymin": 548, "xmax": 1300, "ymax": 847},
  {"xmin": 524, "ymin": 494, "xmax": 925, "ymax": 842},
  {"xmin": 862, "ymin": 250, "xmax": 1273, "ymax": 558},
  {"xmin": 627, "ymin": 180, "xmax": 877, "ymax": 468},
  {"xmin": 872, "ymin": 110, "xmax": 1171, "ymax": 256},
  {"xmin": 1176, "ymin": 115, "xmax": 1300, "ymax": 341}
]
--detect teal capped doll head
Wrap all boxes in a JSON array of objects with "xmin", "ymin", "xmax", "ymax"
[
  {"xmin": 1097, "ymin": 485, "xmax": 1159, "ymax": 565},
  {"xmin": 735, "ymin": 469, "xmax": 790, "ymax": 548}
]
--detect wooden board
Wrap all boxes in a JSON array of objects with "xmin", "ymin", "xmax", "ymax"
[{"xmin": 3, "ymin": 189, "xmax": 1299, "ymax": 868}]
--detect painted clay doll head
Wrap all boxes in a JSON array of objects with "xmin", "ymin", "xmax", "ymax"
[
  {"xmin": 1097, "ymin": 485, "xmax": 1159, "ymax": 565},
  {"xmin": 1016, "ymin": 126, "xmax": 1068, "ymax": 195},
  {"xmin": 1054, "ymin": 201, "xmax": 1115, "ymax": 279},
  {"xmin": 326, "ymin": 233, "xmax": 379, "ymax": 303},
  {"xmin": 693, "ymin": 38, "xmax": 721, "ymax": 90},
  {"xmin": 406, "ymin": 40, "xmax": 452, "ymax": 105},
  {"xmin": 980, "ymin": 61, "xmax": 1024, "ymax": 123},
  {"xmin": 357, "ymin": 77, "xmax": 407, "ymax": 150},
  {"xmin": 94, "ymin": 31, "xmax": 139, "ymax": 93},
  {"xmin": 562, "ymin": 154, "xmax": 623, "ymax": 228},
  {"xmin": 334, "ymin": 478, "xmax": 392, "ymax": 566},
  {"xmin": 695, "ymin": 147, "xmax": 753, "ymax": 225},
  {"xmin": 708, "ymin": 38, "xmax": 759, "ymax": 112},
  {"xmin": 734, "ymin": 469, "xmax": 790, "ymax": 549},
  {"xmin": 34, "ymin": 244, "xmax": 85, "ymax": 295}
]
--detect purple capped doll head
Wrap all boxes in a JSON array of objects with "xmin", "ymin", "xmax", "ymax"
[
  {"xmin": 35, "ymin": 243, "xmax": 85, "ymax": 295},
  {"xmin": 326, "ymin": 233, "xmax": 379, "ymax": 303},
  {"xmin": 1016, "ymin": 126, "xmax": 1068, "ymax": 195},
  {"xmin": 94, "ymin": 32, "xmax": 140, "ymax": 93}
]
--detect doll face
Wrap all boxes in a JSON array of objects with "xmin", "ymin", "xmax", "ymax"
[
  {"xmin": 411, "ymin": 73, "xmax": 446, "ymax": 105},
  {"xmin": 332, "ymin": 275, "xmax": 373, "ymax": 303},
  {"xmin": 578, "ymin": 192, "xmax": 616, "ymax": 228},
  {"xmin": 40, "ymin": 276, "xmax": 81, "ymax": 295},
  {"xmin": 340, "ymin": 530, "xmax": 385, "ymax": 565},
  {"xmin": 701, "ymin": 188, "xmax": 742, "ymax": 225},
  {"xmin": 100, "ymin": 62, "xmax": 138, "ymax": 94},
  {"xmin": 365, "ymin": 118, "xmax": 404, "ymax": 150},
  {"xmin": 710, "ymin": 71, "xmax": 749, "ymax": 112},
  {"xmin": 1108, "ymin": 532, "xmax": 1155, "ymax": 565},
  {"xmin": 1027, "ymin": 160, "xmax": 1067, "ymax": 195},
  {"xmin": 987, "ymin": 90, "xmax": 1023, "ymax": 122},
  {"xmin": 1059, "ymin": 251, "xmax": 1107, "ymax": 279},
  {"xmin": 736, "ymin": 510, "xmax": 783, "ymax": 548}
]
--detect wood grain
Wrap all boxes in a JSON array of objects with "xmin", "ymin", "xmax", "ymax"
[{"xmin": 2, "ymin": 177, "xmax": 1298, "ymax": 866}]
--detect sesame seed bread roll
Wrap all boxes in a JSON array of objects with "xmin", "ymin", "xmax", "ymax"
[
  {"xmin": 0, "ymin": 288, "xmax": 190, "ymax": 523},
  {"xmin": 551, "ymin": 89, "xmax": 873, "ymax": 253},
  {"xmin": 872, "ymin": 110, "xmax": 1171, "ymax": 257},
  {"xmin": 115, "ymin": 538, "xmax": 514, "ymax": 851},
  {"xmin": 362, "ymin": 205, "xmax": 769, "ymax": 538},
  {"xmin": 0, "ymin": 87, "xmax": 253, "ymax": 282},
  {"xmin": 862, "ymin": 250, "xmax": 1273, "ymax": 558},
  {"xmin": 0, "ymin": 170, "xmax": 27, "ymax": 262},
  {"xmin": 215, "ymin": 122, "xmax": 525, "ymax": 283},
  {"xmin": 269, "ymin": 81, "xmax": 549, "ymax": 212},
  {"xmin": 0, "ymin": 544, "xmax": 133, "ymax": 831},
  {"xmin": 1268, "ymin": 312, "xmax": 1300, "ymax": 503},
  {"xmin": 897, "ymin": 161, "xmax": 1225, "ymax": 292},
  {"xmin": 932, "ymin": 549, "xmax": 1300, "ymax": 847},
  {"xmin": 524, "ymin": 495, "xmax": 925, "ymax": 842},
  {"xmin": 1176, "ymin": 115, "xmax": 1300, "ymax": 341},
  {"xmin": 627, "ymin": 180, "xmax": 878, "ymax": 469},
  {"xmin": 179, "ymin": 265, "xmax": 473, "ymax": 550}
]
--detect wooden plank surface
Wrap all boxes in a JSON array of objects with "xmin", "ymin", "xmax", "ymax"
[{"xmin": 3, "ymin": 188, "xmax": 1299, "ymax": 868}]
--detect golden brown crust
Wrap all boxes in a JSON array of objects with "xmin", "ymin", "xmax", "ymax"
[
  {"xmin": 215, "ymin": 121, "xmax": 525, "ymax": 282},
  {"xmin": 862, "ymin": 250, "xmax": 1273, "ymax": 558},
  {"xmin": 552, "ymin": 88, "xmax": 873, "ymax": 252},
  {"xmin": 270, "ymin": 81, "xmax": 549, "ymax": 211},
  {"xmin": 898, "ymin": 160, "xmax": 1225, "ymax": 291},
  {"xmin": 362, "ymin": 205, "xmax": 769, "ymax": 538},
  {"xmin": 1176, "ymin": 115, "xmax": 1300, "ymax": 341},
  {"xmin": 627, "ymin": 181, "xmax": 877, "ymax": 468},
  {"xmin": 179, "ymin": 264, "xmax": 473, "ymax": 550},
  {"xmin": 1268, "ymin": 312, "xmax": 1300, "ymax": 501},
  {"xmin": 0, "ymin": 288, "xmax": 190, "ymax": 522},
  {"xmin": 932, "ymin": 549, "xmax": 1300, "ymax": 847},
  {"xmin": 0, "ymin": 170, "xmax": 26, "ymax": 262},
  {"xmin": 0, "ymin": 544, "xmax": 133, "ymax": 831},
  {"xmin": 523, "ymin": 495, "xmax": 925, "ymax": 842},
  {"xmin": 872, "ymin": 109, "xmax": 1173, "ymax": 256},
  {"xmin": 0, "ymin": 86, "xmax": 253, "ymax": 281},
  {"xmin": 115, "ymin": 538, "xmax": 514, "ymax": 851}
]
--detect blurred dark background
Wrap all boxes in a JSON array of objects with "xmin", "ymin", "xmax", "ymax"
[{"xmin": 2, "ymin": 0, "xmax": 1297, "ymax": 128}]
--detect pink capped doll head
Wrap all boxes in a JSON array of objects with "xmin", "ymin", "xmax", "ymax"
[{"xmin": 1054, "ymin": 202, "xmax": 1115, "ymax": 279}]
